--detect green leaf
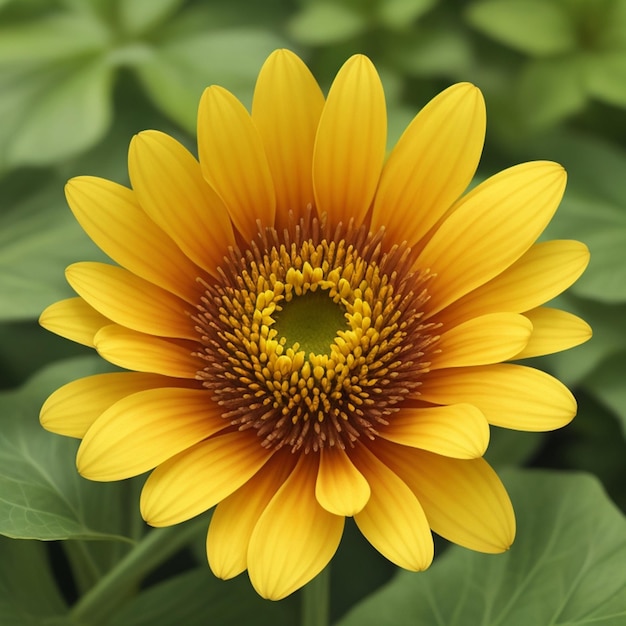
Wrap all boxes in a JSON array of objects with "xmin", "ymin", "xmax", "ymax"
[
  {"xmin": 0, "ymin": 356, "xmax": 134, "ymax": 542},
  {"xmin": 377, "ymin": 0, "xmax": 437, "ymax": 30},
  {"xmin": 585, "ymin": 352, "xmax": 626, "ymax": 437},
  {"xmin": 584, "ymin": 51, "xmax": 626, "ymax": 107},
  {"xmin": 0, "ymin": 12, "xmax": 110, "ymax": 63},
  {"xmin": 108, "ymin": 568, "xmax": 296, "ymax": 626},
  {"xmin": 338, "ymin": 470, "xmax": 626, "ymax": 626},
  {"xmin": 517, "ymin": 56, "xmax": 586, "ymax": 129},
  {"xmin": 5, "ymin": 59, "xmax": 114, "ymax": 168},
  {"xmin": 118, "ymin": 0, "xmax": 184, "ymax": 36},
  {"xmin": 0, "ymin": 178, "xmax": 107, "ymax": 321},
  {"xmin": 287, "ymin": 2, "xmax": 368, "ymax": 46},
  {"xmin": 466, "ymin": 0, "xmax": 577, "ymax": 56},
  {"xmin": 0, "ymin": 536, "xmax": 70, "ymax": 625},
  {"xmin": 135, "ymin": 28, "xmax": 286, "ymax": 132}
]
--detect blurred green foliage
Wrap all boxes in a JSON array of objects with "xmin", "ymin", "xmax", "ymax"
[
  {"xmin": 0, "ymin": 0, "xmax": 625, "ymax": 624},
  {"xmin": 339, "ymin": 470, "xmax": 626, "ymax": 626}
]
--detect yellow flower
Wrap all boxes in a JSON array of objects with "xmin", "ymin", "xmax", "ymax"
[{"xmin": 40, "ymin": 50, "xmax": 591, "ymax": 600}]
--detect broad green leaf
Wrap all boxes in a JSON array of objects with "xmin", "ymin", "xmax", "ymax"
[
  {"xmin": 108, "ymin": 568, "xmax": 296, "ymax": 626},
  {"xmin": 339, "ymin": 470, "xmax": 626, "ymax": 626},
  {"xmin": 118, "ymin": 0, "xmax": 184, "ymax": 36},
  {"xmin": 585, "ymin": 352, "xmax": 626, "ymax": 437},
  {"xmin": 584, "ymin": 50, "xmax": 626, "ymax": 108},
  {"xmin": 0, "ymin": 356, "xmax": 134, "ymax": 542},
  {"xmin": 287, "ymin": 2, "xmax": 368, "ymax": 46},
  {"xmin": 0, "ymin": 179, "xmax": 106, "ymax": 321},
  {"xmin": 0, "ymin": 12, "xmax": 110, "ymax": 63},
  {"xmin": 376, "ymin": 0, "xmax": 437, "ymax": 30},
  {"xmin": 6, "ymin": 58, "xmax": 114, "ymax": 168},
  {"xmin": 466, "ymin": 0, "xmax": 577, "ymax": 56},
  {"xmin": 135, "ymin": 28, "xmax": 286, "ymax": 132},
  {"xmin": 517, "ymin": 56, "xmax": 586, "ymax": 129},
  {"xmin": 0, "ymin": 536, "xmax": 71, "ymax": 626}
]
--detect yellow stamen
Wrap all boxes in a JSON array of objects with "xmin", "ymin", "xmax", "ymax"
[{"xmin": 195, "ymin": 217, "xmax": 436, "ymax": 453}]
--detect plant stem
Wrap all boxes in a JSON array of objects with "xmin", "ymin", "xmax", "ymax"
[
  {"xmin": 64, "ymin": 540, "xmax": 104, "ymax": 595},
  {"xmin": 70, "ymin": 518, "xmax": 206, "ymax": 626},
  {"xmin": 301, "ymin": 566, "xmax": 330, "ymax": 626}
]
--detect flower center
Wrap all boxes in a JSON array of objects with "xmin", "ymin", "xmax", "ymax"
[
  {"xmin": 194, "ymin": 218, "xmax": 436, "ymax": 453},
  {"xmin": 273, "ymin": 289, "xmax": 346, "ymax": 357}
]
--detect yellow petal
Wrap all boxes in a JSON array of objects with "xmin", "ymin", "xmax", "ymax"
[
  {"xmin": 441, "ymin": 240, "xmax": 590, "ymax": 326},
  {"xmin": 379, "ymin": 403, "xmax": 489, "ymax": 459},
  {"xmin": 252, "ymin": 49, "xmax": 325, "ymax": 228},
  {"xmin": 66, "ymin": 262, "xmax": 195, "ymax": 340},
  {"xmin": 141, "ymin": 431, "xmax": 273, "ymax": 526},
  {"xmin": 514, "ymin": 307, "xmax": 592, "ymax": 359},
  {"xmin": 430, "ymin": 313, "xmax": 533, "ymax": 369},
  {"xmin": 39, "ymin": 297, "xmax": 110, "ymax": 347},
  {"xmin": 419, "ymin": 364, "xmax": 577, "ymax": 431},
  {"xmin": 40, "ymin": 371, "xmax": 194, "ymax": 438},
  {"xmin": 352, "ymin": 444, "xmax": 434, "ymax": 571},
  {"xmin": 94, "ymin": 325, "xmax": 201, "ymax": 378},
  {"xmin": 417, "ymin": 162, "xmax": 567, "ymax": 316},
  {"xmin": 371, "ymin": 83, "xmax": 485, "ymax": 246},
  {"xmin": 65, "ymin": 177, "xmax": 204, "ymax": 303},
  {"xmin": 378, "ymin": 442, "xmax": 515, "ymax": 553},
  {"xmin": 207, "ymin": 452, "xmax": 297, "ymax": 580},
  {"xmin": 248, "ymin": 455, "xmax": 344, "ymax": 600},
  {"xmin": 315, "ymin": 447, "xmax": 371, "ymax": 516},
  {"xmin": 77, "ymin": 388, "xmax": 226, "ymax": 481},
  {"xmin": 312, "ymin": 54, "xmax": 386, "ymax": 228},
  {"xmin": 128, "ymin": 131, "xmax": 235, "ymax": 275},
  {"xmin": 197, "ymin": 86, "xmax": 275, "ymax": 242}
]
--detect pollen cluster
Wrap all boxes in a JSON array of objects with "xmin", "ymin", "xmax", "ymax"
[{"xmin": 195, "ymin": 219, "xmax": 437, "ymax": 453}]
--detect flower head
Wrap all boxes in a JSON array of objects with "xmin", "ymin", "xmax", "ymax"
[{"xmin": 40, "ymin": 50, "xmax": 591, "ymax": 600}]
